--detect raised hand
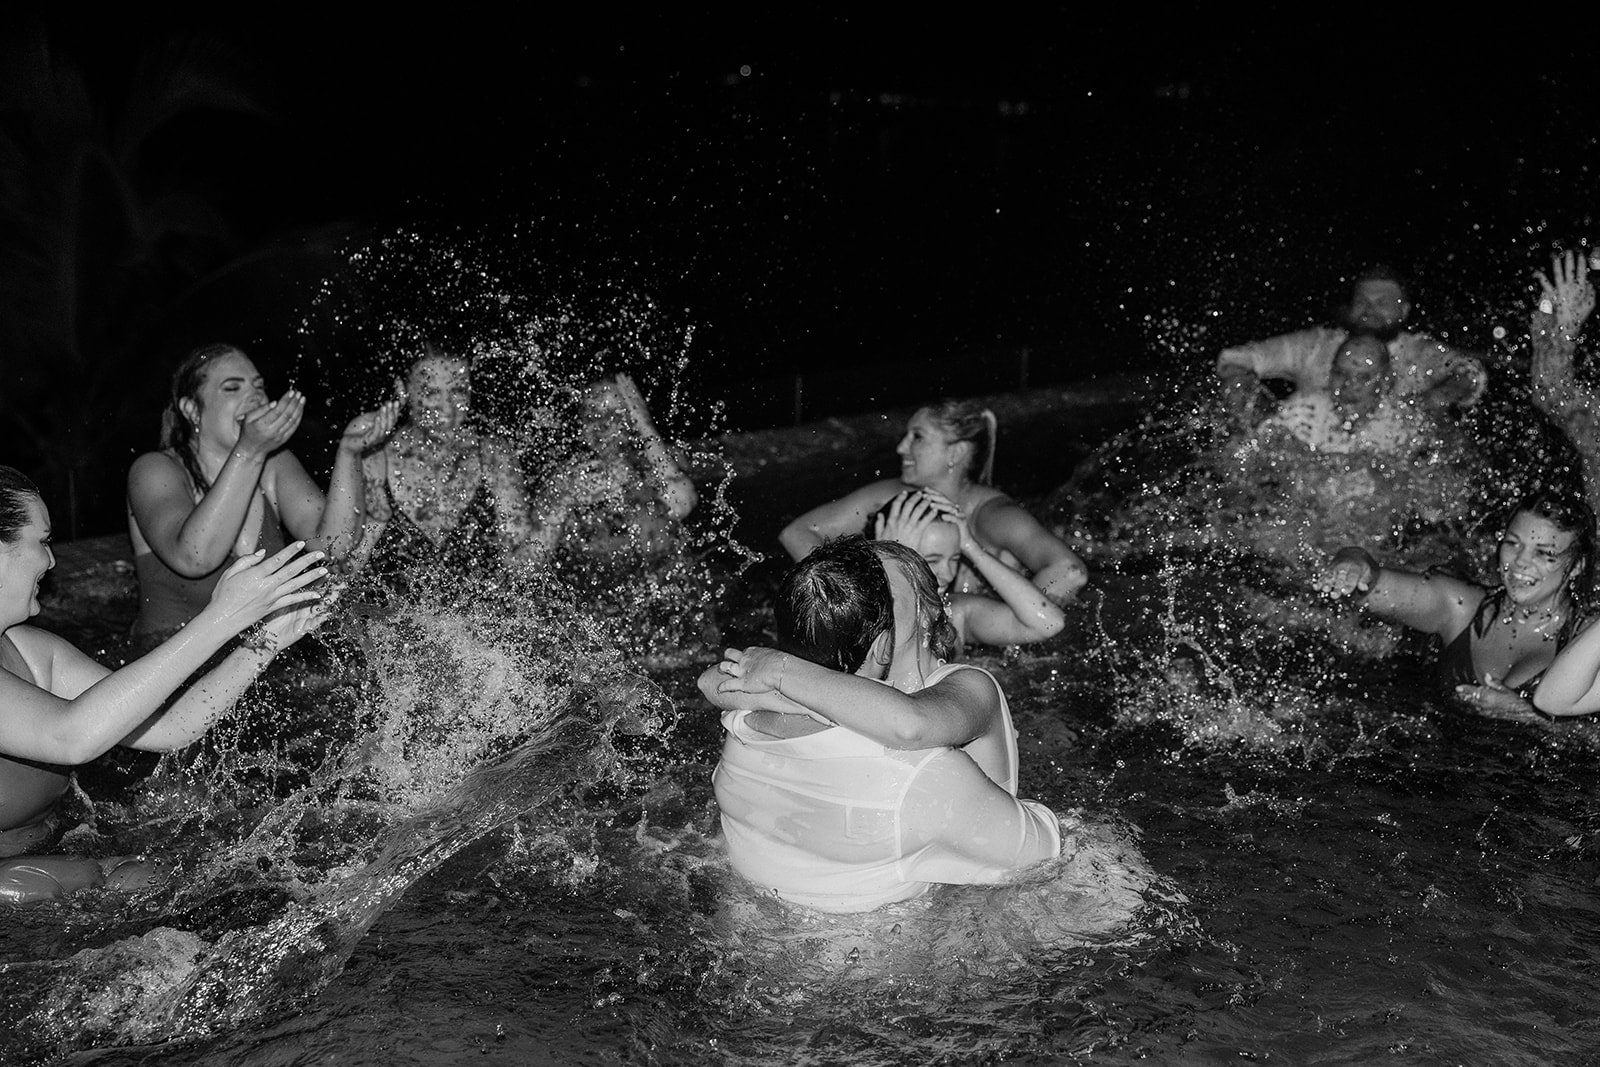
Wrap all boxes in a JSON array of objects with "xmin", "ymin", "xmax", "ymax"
[
  {"xmin": 204, "ymin": 541, "xmax": 327, "ymax": 630},
  {"xmin": 1534, "ymin": 249, "xmax": 1596, "ymax": 341},
  {"xmin": 873, "ymin": 490, "xmax": 949, "ymax": 547},
  {"xmin": 714, "ymin": 646, "xmax": 788, "ymax": 695},
  {"xmin": 235, "ymin": 390, "xmax": 305, "ymax": 458},
  {"xmin": 340, "ymin": 399, "xmax": 403, "ymax": 454},
  {"xmin": 1313, "ymin": 547, "xmax": 1377, "ymax": 600}
]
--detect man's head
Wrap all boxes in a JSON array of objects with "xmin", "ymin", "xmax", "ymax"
[
  {"xmin": 1330, "ymin": 334, "xmax": 1392, "ymax": 416},
  {"xmin": 1340, "ymin": 266, "xmax": 1411, "ymax": 339},
  {"xmin": 774, "ymin": 535, "xmax": 894, "ymax": 678}
]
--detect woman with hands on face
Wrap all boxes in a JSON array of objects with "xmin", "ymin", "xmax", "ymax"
[
  {"xmin": 127, "ymin": 343, "xmax": 400, "ymax": 638},
  {"xmin": 779, "ymin": 398, "xmax": 1087, "ymax": 606},
  {"xmin": 1313, "ymin": 489, "xmax": 1594, "ymax": 721},
  {"xmin": 874, "ymin": 489, "xmax": 1064, "ymax": 655},
  {"xmin": 0, "ymin": 466, "xmax": 330, "ymax": 902}
]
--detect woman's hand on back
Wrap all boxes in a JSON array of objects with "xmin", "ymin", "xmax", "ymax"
[
  {"xmin": 715, "ymin": 647, "xmax": 788, "ymax": 696},
  {"xmin": 202, "ymin": 541, "xmax": 328, "ymax": 631}
]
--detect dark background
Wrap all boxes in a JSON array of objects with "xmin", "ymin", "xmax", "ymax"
[{"xmin": 2, "ymin": 10, "xmax": 1597, "ymax": 536}]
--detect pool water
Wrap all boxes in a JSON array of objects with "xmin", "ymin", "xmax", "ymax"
[{"xmin": 7, "ymin": 390, "xmax": 1600, "ymax": 1066}]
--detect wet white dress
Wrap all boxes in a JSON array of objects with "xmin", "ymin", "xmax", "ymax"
[{"xmin": 713, "ymin": 664, "xmax": 1060, "ymax": 913}]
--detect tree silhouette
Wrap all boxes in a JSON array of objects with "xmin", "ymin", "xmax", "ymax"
[{"xmin": 0, "ymin": 25, "xmax": 342, "ymax": 537}]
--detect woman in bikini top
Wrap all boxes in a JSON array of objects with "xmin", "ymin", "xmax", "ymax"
[
  {"xmin": 779, "ymin": 398, "xmax": 1087, "ymax": 606},
  {"xmin": 1, "ymin": 465, "xmax": 328, "ymax": 901},
  {"xmin": 127, "ymin": 343, "xmax": 399, "ymax": 638},
  {"xmin": 357, "ymin": 349, "xmax": 539, "ymax": 590},
  {"xmin": 1315, "ymin": 488, "xmax": 1592, "ymax": 719}
]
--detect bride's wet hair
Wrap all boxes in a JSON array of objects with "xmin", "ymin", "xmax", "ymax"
[
  {"xmin": 870, "ymin": 539, "xmax": 958, "ymax": 661},
  {"xmin": 775, "ymin": 535, "xmax": 893, "ymax": 673}
]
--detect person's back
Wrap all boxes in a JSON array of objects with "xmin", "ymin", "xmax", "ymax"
[
  {"xmin": 714, "ymin": 698, "xmax": 1050, "ymax": 912},
  {"xmin": 705, "ymin": 536, "xmax": 1059, "ymax": 913}
]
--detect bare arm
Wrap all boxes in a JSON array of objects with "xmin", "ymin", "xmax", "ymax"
[
  {"xmin": 121, "ymin": 602, "xmax": 325, "ymax": 750},
  {"xmin": 1216, "ymin": 329, "xmax": 1328, "ymax": 391},
  {"xmin": 779, "ymin": 480, "xmax": 904, "ymax": 560},
  {"xmin": 713, "ymin": 646, "xmax": 998, "ymax": 749},
  {"xmin": 697, "ymin": 663, "xmax": 817, "ymax": 717},
  {"xmin": 614, "ymin": 374, "xmax": 697, "ymax": 520},
  {"xmin": 128, "ymin": 392, "xmax": 313, "ymax": 577},
  {"xmin": 1312, "ymin": 546, "xmax": 1481, "ymax": 639},
  {"xmin": 1530, "ymin": 250, "xmax": 1596, "ymax": 422},
  {"xmin": 128, "ymin": 451, "xmax": 268, "ymax": 579},
  {"xmin": 939, "ymin": 502, "xmax": 1064, "ymax": 646},
  {"xmin": 969, "ymin": 500, "xmax": 1087, "ymax": 604},
  {"xmin": 1533, "ymin": 615, "xmax": 1600, "ymax": 717},
  {"xmin": 272, "ymin": 401, "xmax": 400, "ymax": 560},
  {"xmin": 900, "ymin": 749, "xmax": 1062, "ymax": 879},
  {"xmin": 1, "ymin": 545, "xmax": 326, "ymax": 765}
]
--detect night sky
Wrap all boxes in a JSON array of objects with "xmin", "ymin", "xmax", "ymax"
[{"xmin": 4, "ymin": 11, "xmax": 1598, "ymax": 533}]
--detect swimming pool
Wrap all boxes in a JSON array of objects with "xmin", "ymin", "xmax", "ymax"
[{"xmin": 5, "ymin": 386, "xmax": 1597, "ymax": 1065}]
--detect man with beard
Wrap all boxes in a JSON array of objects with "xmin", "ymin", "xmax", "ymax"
[{"xmin": 1216, "ymin": 267, "xmax": 1486, "ymax": 423}]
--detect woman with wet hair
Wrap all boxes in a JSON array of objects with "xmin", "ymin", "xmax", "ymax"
[
  {"xmin": 356, "ymin": 346, "xmax": 540, "ymax": 588},
  {"xmin": 1315, "ymin": 488, "xmax": 1595, "ymax": 718},
  {"xmin": 873, "ymin": 489, "xmax": 1065, "ymax": 655},
  {"xmin": 779, "ymin": 399, "xmax": 1087, "ymax": 605},
  {"xmin": 714, "ymin": 537, "xmax": 1019, "ymax": 774},
  {"xmin": 0, "ymin": 465, "xmax": 327, "ymax": 902},
  {"xmin": 702, "ymin": 535, "xmax": 1060, "ymax": 912},
  {"xmin": 127, "ymin": 343, "xmax": 399, "ymax": 638}
]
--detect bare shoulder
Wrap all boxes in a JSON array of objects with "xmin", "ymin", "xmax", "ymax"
[
  {"xmin": 5, "ymin": 625, "xmax": 96, "ymax": 691},
  {"xmin": 127, "ymin": 450, "xmax": 186, "ymax": 490},
  {"xmin": 931, "ymin": 662, "xmax": 1001, "ymax": 704}
]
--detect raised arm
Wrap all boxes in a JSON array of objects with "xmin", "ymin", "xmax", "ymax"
[
  {"xmin": 883, "ymin": 493, "xmax": 1064, "ymax": 647},
  {"xmin": 1532, "ymin": 615, "xmax": 1600, "ymax": 717},
  {"xmin": 272, "ymin": 401, "xmax": 399, "ymax": 559},
  {"xmin": 1216, "ymin": 329, "xmax": 1329, "ymax": 393},
  {"xmin": 478, "ymin": 435, "xmax": 544, "ymax": 556},
  {"xmin": 779, "ymin": 480, "xmax": 903, "ymax": 560},
  {"xmin": 0, "ymin": 544, "xmax": 326, "ymax": 765},
  {"xmin": 714, "ymin": 646, "xmax": 998, "ymax": 749},
  {"xmin": 1312, "ymin": 546, "xmax": 1481, "ymax": 639},
  {"xmin": 614, "ymin": 373, "xmax": 697, "ymax": 520},
  {"xmin": 969, "ymin": 499, "xmax": 1087, "ymax": 605},
  {"xmin": 900, "ymin": 749, "xmax": 1062, "ymax": 881},
  {"xmin": 1530, "ymin": 249, "xmax": 1596, "ymax": 421}
]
